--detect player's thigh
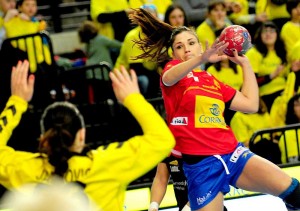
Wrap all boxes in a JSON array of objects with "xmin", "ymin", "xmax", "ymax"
[{"xmin": 235, "ymin": 155, "xmax": 292, "ymax": 196}]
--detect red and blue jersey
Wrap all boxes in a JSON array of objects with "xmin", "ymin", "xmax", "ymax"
[{"xmin": 161, "ymin": 60, "xmax": 238, "ymax": 155}]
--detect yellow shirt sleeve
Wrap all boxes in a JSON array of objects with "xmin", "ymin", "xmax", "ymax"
[
  {"xmin": 0, "ymin": 95, "xmax": 28, "ymax": 146},
  {"xmin": 196, "ymin": 21, "xmax": 216, "ymax": 51}
]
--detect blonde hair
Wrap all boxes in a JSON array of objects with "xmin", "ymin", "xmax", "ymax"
[{"xmin": 0, "ymin": 177, "xmax": 97, "ymax": 211}]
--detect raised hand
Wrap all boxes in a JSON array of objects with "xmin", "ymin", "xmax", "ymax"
[
  {"xmin": 11, "ymin": 60, "xmax": 35, "ymax": 102},
  {"xmin": 109, "ymin": 66, "xmax": 140, "ymax": 103},
  {"xmin": 201, "ymin": 40, "xmax": 228, "ymax": 64},
  {"xmin": 227, "ymin": 48, "xmax": 252, "ymax": 68}
]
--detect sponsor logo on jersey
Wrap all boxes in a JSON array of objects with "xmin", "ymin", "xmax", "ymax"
[
  {"xmin": 195, "ymin": 96, "xmax": 227, "ymax": 129},
  {"xmin": 173, "ymin": 181, "xmax": 187, "ymax": 187},
  {"xmin": 210, "ymin": 104, "xmax": 220, "ymax": 116},
  {"xmin": 198, "ymin": 104, "xmax": 226, "ymax": 126},
  {"xmin": 170, "ymin": 117, "xmax": 188, "ymax": 125}
]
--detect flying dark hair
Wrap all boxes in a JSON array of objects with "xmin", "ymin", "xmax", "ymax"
[
  {"xmin": 39, "ymin": 102, "xmax": 85, "ymax": 177},
  {"xmin": 130, "ymin": 8, "xmax": 198, "ymax": 63},
  {"xmin": 254, "ymin": 21, "xmax": 287, "ymax": 64}
]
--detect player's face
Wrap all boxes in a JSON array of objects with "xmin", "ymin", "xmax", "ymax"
[
  {"xmin": 168, "ymin": 8, "xmax": 185, "ymax": 27},
  {"xmin": 172, "ymin": 31, "xmax": 203, "ymax": 61},
  {"xmin": 261, "ymin": 27, "xmax": 277, "ymax": 46}
]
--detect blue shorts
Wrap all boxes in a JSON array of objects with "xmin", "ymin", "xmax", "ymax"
[{"xmin": 183, "ymin": 143, "xmax": 254, "ymax": 210}]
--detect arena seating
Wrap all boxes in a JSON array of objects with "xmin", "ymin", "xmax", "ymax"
[{"xmin": 249, "ymin": 123, "xmax": 300, "ymax": 165}]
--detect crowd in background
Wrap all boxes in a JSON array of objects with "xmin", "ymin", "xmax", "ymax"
[{"xmin": 86, "ymin": 0, "xmax": 300, "ymax": 165}]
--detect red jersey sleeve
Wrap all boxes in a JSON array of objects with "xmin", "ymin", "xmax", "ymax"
[{"xmin": 212, "ymin": 74, "xmax": 237, "ymax": 103}]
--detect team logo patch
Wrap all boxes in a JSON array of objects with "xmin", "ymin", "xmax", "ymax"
[
  {"xmin": 209, "ymin": 104, "xmax": 220, "ymax": 116},
  {"xmin": 170, "ymin": 117, "xmax": 188, "ymax": 125},
  {"xmin": 230, "ymin": 146, "xmax": 248, "ymax": 163}
]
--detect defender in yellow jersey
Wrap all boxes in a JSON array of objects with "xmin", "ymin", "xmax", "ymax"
[{"xmin": 0, "ymin": 61, "xmax": 175, "ymax": 211}]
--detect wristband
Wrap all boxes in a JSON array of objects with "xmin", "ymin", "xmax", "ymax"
[
  {"xmin": 181, "ymin": 204, "xmax": 191, "ymax": 211},
  {"xmin": 148, "ymin": 202, "xmax": 159, "ymax": 211}
]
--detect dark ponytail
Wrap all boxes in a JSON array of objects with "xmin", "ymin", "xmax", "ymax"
[
  {"xmin": 130, "ymin": 8, "xmax": 175, "ymax": 62},
  {"xmin": 130, "ymin": 8, "xmax": 199, "ymax": 63},
  {"xmin": 40, "ymin": 102, "xmax": 85, "ymax": 177}
]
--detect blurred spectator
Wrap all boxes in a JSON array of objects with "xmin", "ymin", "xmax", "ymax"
[
  {"xmin": 291, "ymin": 41, "xmax": 300, "ymax": 90},
  {"xmin": 90, "ymin": 0, "xmax": 134, "ymax": 42},
  {"xmin": 280, "ymin": 0, "xmax": 300, "ymax": 61},
  {"xmin": 279, "ymin": 94, "xmax": 300, "ymax": 164},
  {"xmin": 196, "ymin": 0, "xmax": 232, "ymax": 52},
  {"xmin": 114, "ymin": 4, "xmax": 160, "ymax": 98},
  {"xmin": 172, "ymin": 0, "xmax": 208, "ymax": 27},
  {"xmin": 2, "ymin": 0, "xmax": 50, "ymax": 72},
  {"xmin": 231, "ymin": 98, "xmax": 274, "ymax": 147},
  {"xmin": 0, "ymin": 0, "xmax": 17, "ymax": 48},
  {"xmin": 129, "ymin": 0, "xmax": 172, "ymax": 21},
  {"xmin": 226, "ymin": 0, "xmax": 268, "ymax": 37},
  {"xmin": 245, "ymin": 21, "xmax": 289, "ymax": 112},
  {"xmin": 270, "ymin": 40, "xmax": 300, "ymax": 127},
  {"xmin": 256, "ymin": 0, "xmax": 290, "ymax": 30},
  {"xmin": 4, "ymin": 0, "xmax": 46, "ymax": 39},
  {"xmin": 78, "ymin": 20, "xmax": 121, "ymax": 71},
  {"xmin": 164, "ymin": 4, "xmax": 190, "ymax": 27},
  {"xmin": 231, "ymin": 98, "xmax": 281, "ymax": 164}
]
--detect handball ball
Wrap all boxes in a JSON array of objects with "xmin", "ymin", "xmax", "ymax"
[{"xmin": 219, "ymin": 25, "xmax": 252, "ymax": 57}]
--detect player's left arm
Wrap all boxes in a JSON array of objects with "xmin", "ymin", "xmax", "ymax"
[
  {"xmin": 228, "ymin": 50, "xmax": 259, "ymax": 113},
  {"xmin": 0, "ymin": 60, "xmax": 34, "ymax": 145}
]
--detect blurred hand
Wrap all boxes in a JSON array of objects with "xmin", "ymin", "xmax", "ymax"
[
  {"xmin": 4, "ymin": 9, "xmax": 19, "ymax": 22},
  {"xmin": 109, "ymin": 66, "xmax": 140, "ymax": 103},
  {"xmin": 231, "ymin": 2, "xmax": 242, "ymax": 13},
  {"xmin": 11, "ymin": 60, "xmax": 35, "ymax": 102},
  {"xmin": 270, "ymin": 64, "xmax": 285, "ymax": 79},
  {"xmin": 39, "ymin": 20, "xmax": 47, "ymax": 31},
  {"xmin": 228, "ymin": 49, "xmax": 250, "ymax": 67},
  {"xmin": 255, "ymin": 13, "xmax": 268, "ymax": 22},
  {"xmin": 18, "ymin": 12, "xmax": 30, "ymax": 21}
]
